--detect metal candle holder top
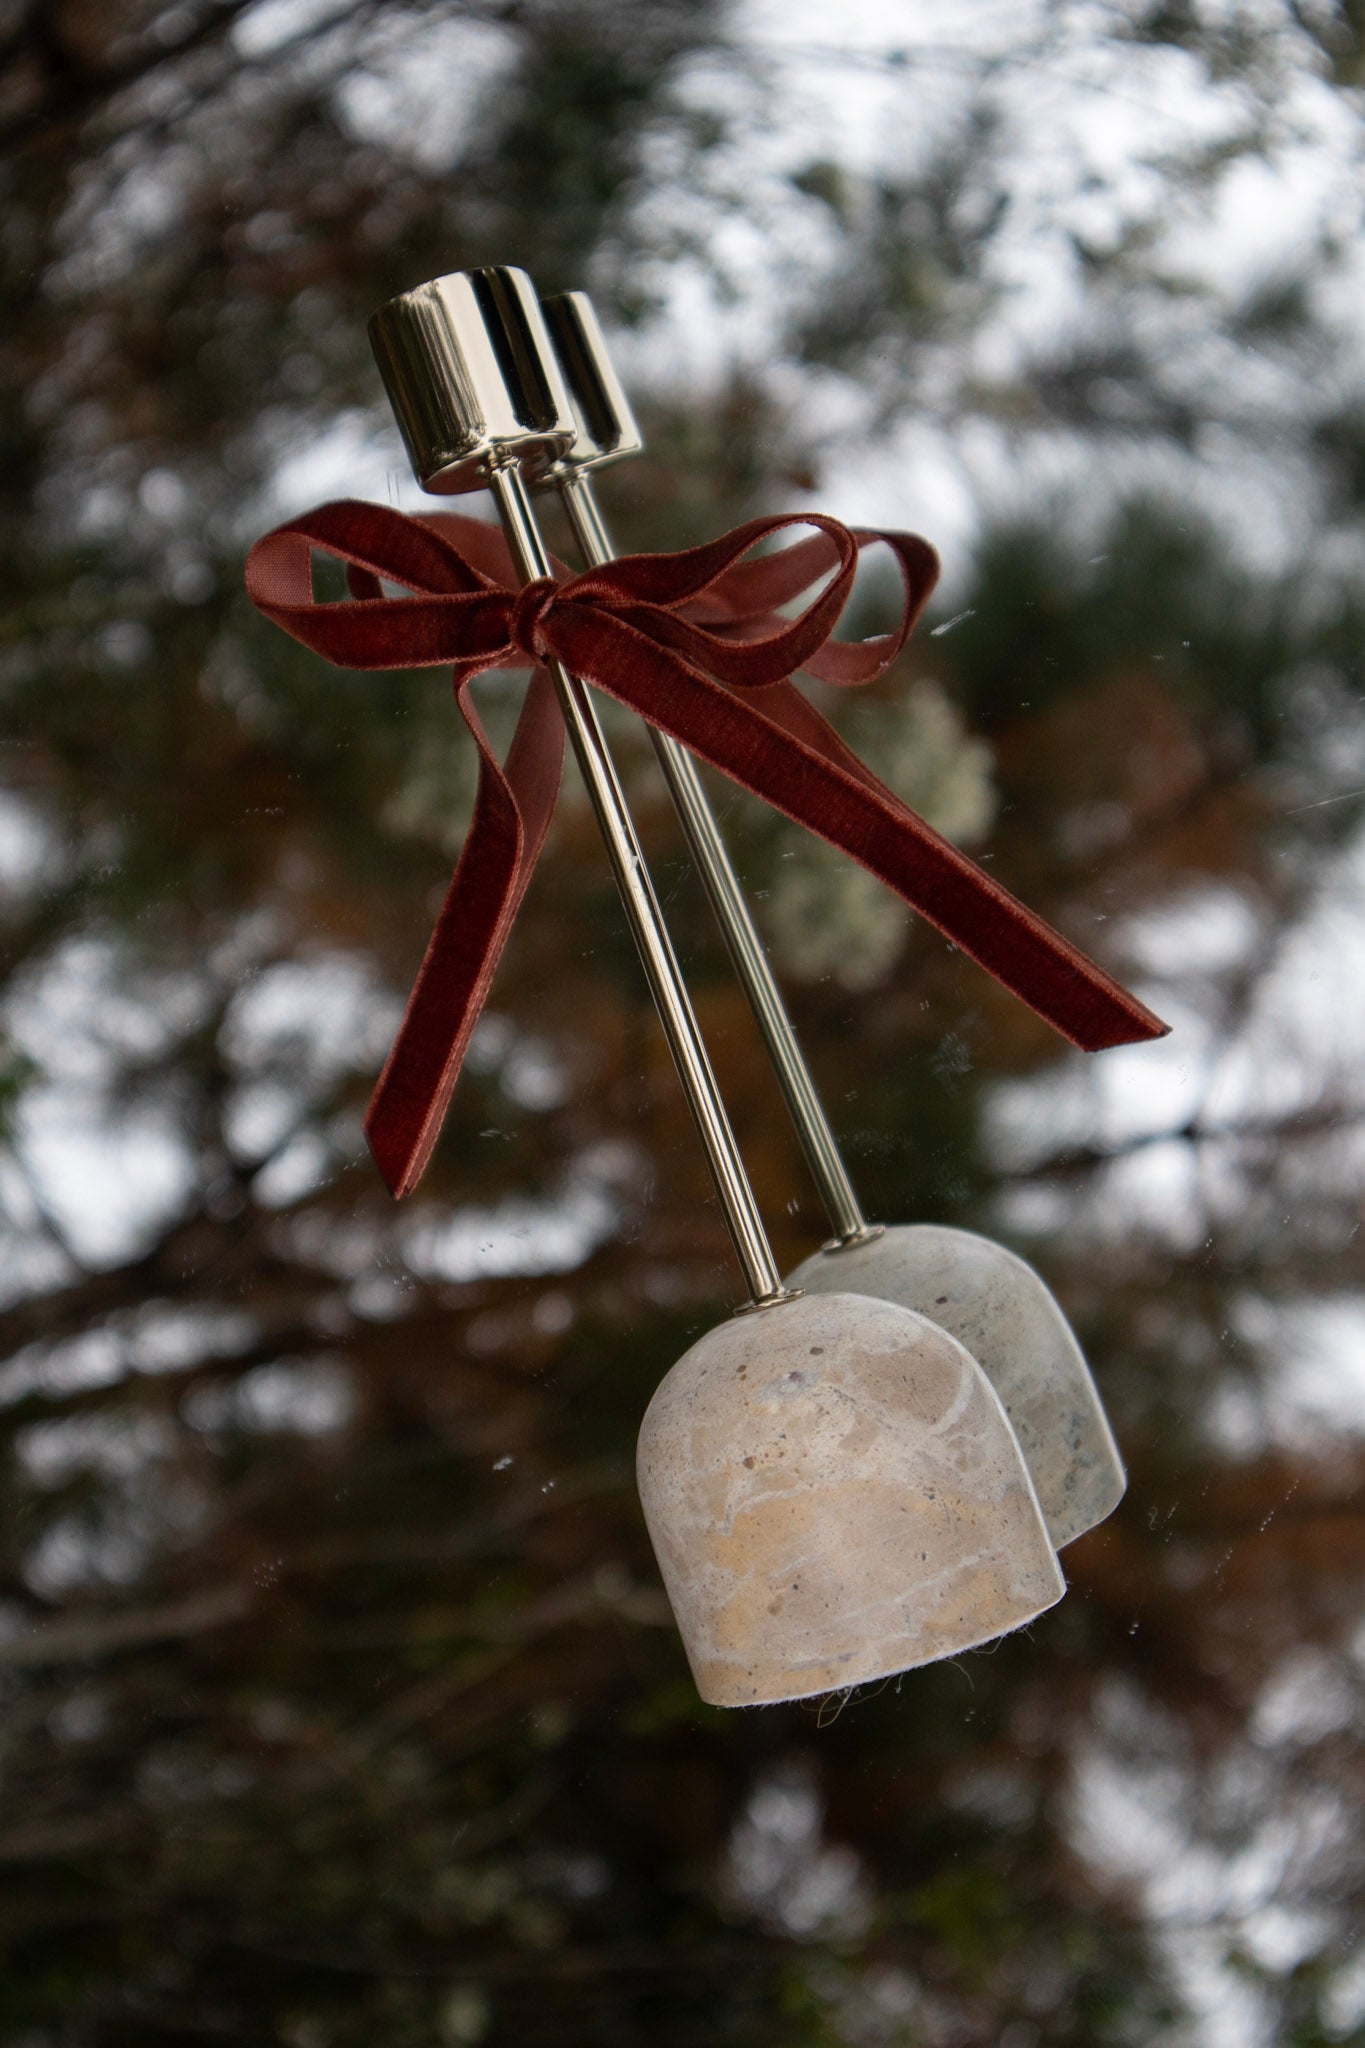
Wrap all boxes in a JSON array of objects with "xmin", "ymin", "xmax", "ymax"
[
  {"xmin": 538, "ymin": 292, "xmax": 644, "ymax": 478},
  {"xmin": 369, "ymin": 268, "xmax": 576, "ymax": 492}
]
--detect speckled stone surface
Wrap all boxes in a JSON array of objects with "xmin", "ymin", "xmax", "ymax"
[
  {"xmin": 636, "ymin": 1291, "xmax": 1064, "ymax": 1708},
  {"xmin": 786, "ymin": 1227, "xmax": 1125, "ymax": 1548}
]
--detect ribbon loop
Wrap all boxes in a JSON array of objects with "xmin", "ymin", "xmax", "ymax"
[{"xmin": 246, "ymin": 500, "xmax": 1168, "ymax": 1196}]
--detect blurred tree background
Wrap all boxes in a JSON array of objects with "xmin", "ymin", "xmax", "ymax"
[{"xmin": 1, "ymin": 1, "xmax": 1363, "ymax": 2042}]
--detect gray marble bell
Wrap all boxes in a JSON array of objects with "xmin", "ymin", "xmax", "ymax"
[
  {"xmin": 636, "ymin": 1291, "xmax": 1065, "ymax": 1708},
  {"xmin": 786, "ymin": 1227, "xmax": 1125, "ymax": 1549}
]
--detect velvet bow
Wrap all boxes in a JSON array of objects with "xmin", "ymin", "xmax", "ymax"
[{"xmin": 246, "ymin": 500, "xmax": 1166, "ymax": 1195}]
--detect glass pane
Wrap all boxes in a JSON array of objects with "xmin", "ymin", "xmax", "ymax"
[{"xmin": 2, "ymin": 6, "xmax": 1361, "ymax": 2043}]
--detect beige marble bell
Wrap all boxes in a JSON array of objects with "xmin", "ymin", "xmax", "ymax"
[
  {"xmin": 786, "ymin": 1227, "xmax": 1124, "ymax": 1549},
  {"xmin": 636, "ymin": 1291, "xmax": 1064, "ymax": 1708}
]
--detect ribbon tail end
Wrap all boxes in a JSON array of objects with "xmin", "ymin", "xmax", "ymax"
[
  {"xmin": 364, "ymin": 1099, "xmax": 432, "ymax": 1200},
  {"xmin": 1072, "ymin": 999, "xmax": 1172, "ymax": 1054}
]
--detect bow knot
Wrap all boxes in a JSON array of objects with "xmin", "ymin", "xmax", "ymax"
[
  {"xmin": 508, "ymin": 575, "xmax": 559, "ymax": 663},
  {"xmin": 245, "ymin": 499, "xmax": 1167, "ymax": 1196}
]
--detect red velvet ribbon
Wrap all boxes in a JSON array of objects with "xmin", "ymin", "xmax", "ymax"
[{"xmin": 246, "ymin": 499, "xmax": 1167, "ymax": 1195}]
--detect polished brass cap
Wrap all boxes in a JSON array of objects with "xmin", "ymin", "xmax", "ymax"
[
  {"xmin": 539, "ymin": 290, "xmax": 645, "ymax": 478},
  {"xmin": 368, "ymin": 266, "xmax": 576, "ymax": 494}
]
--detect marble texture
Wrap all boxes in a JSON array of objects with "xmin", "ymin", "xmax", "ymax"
[
  {"xmin": 786, "ymin": 1227, "xmax": 1125, "ymax": 1548},
  {"xmin": 636, "ymin": 1291, "xmax": 1064, "ymax": 1708}
]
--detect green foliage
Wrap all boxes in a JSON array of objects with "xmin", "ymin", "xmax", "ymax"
[{"xmin": 946, "ymin": 495, "xmax": 1319, "ymax": 754}]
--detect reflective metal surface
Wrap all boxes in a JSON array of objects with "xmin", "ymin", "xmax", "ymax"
[
  {"xmin": 369, "ymin": 267, "xmax": 575, "ymax": 493},
  {"xmin": 539, "ymin": 292, "xmax": 644, "ymax": 477}
]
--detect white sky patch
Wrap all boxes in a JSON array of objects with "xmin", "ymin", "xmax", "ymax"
[
  {"xmin": 223, "ymin": 1076, "xmax": 300, "ymax": 1163},
  {"xmin": 1231, "ymin": 1291, "xmax": 1365, "ymax": 1444},
  {"xmin": 1100, "ymin": 1136, "xmax": 1213, "ymax": 1255},
  {"xmin": 260, "ymin": 407, "xmax": 427, "ymax": 526},
  {"xmin": 0, "ymin": 791, "xmax": 67, "ymax": 902},
  {"xmin": 1325, "ymin": 1944, "xmax": 1365, "ymax": 2036},
  {"xmin": 0, "ymin": 1325, "xmax": 125, "ymax": 1408},
  {"xmin": 3, "ymin": 938, "xmax": 408, "ymax": 1268},
  {"xmin": 232, "ymin": 0, "xmax": 351, "ymax": 60},
  {"xmin": 215, "ymin": 954, "xmax": 405, "ymax": 1196},
  {"xmin": 400, "ymin": 1140, "xmax": 643, "ymax": 1285},
  {"xmin": 2, "ymin": 940, "xmax": 200, "ymax": 1264},
  {"xmin": 183, "ymin": 1356, "xmax": 356, "ymax": 1436},
  {"xmin": 135, "ymin": 1304, "xmax": 260, "ymax": 1375},
  {"xmin": 984, "ymin": 994, "xmax": 1217, "ymax": 1174},
  {"xmin": 18, "ymin": 1411, "xmax": 176, "ymax": 1488},
  {"xmin": 6, "ymin": 936, "xmax": 209, "ymax": 1085},
  {"xmin": 497, "ymin": 1037, "xmax": 571, "ymax": 1113},
  {"xmin": 401, "ymin": 1180, "xmax": 618, "ymax": 1286},
  {"xmin": 721, "ymin": 1753, "xmax": 871, "ymax": 1940},
  {"xmin": 1199, "ymin": 830, "xmax": 1365, "ymax": 1129},
  {"xmin": 1160, "ymin": 93, "xmax": 1365, "ymax": 297},
  {"xmin": 0, "ymin": 1229, "xmax": 72, "ymax": 1315},
  {"xmin": 597, "ymin": 0, "xmax": 1365, "ymax": 568},
  {"xmin": 813, "ymin": 424, "xmax": 985, "ymax": 583},
  {"xmin": 16, "ymin": 1094, "xmax": 196, "ymax": 1268},
  {"xmin": 984, "ymin": 829, "xmax": 1365, "ymax": 1261},
  {"xmin": 462, "ymin": 1011, "xmax": 573, "ymax": 1111},
  {"xmin": 250, "ymin": 1128, "xmax": 336, "ymax": 1207},
  {"xmin": 1067, "ymin": 1671, "xmax": 1356, "ymax": 2048},
  {"xmin": 221, "ymin": 950, "xmax": 402, "ymax": 1082},
  {"xmin": 1252, "ymin": 1645, "xmax": 1357, "ymax": 1747},
  {"xmin": 1124, "ymin": 886, "xmax": 1266, "ymax": 982},
  {"xmin": 334, "ymin": 14, "xmax": 517, "ymax": 173}
]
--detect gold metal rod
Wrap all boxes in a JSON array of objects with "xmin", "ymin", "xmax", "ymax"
[
  {"xmin": 486, "ymin": 461, "xmax": 793, "ymax": 1309},
  {"xmin": 558, "ymin": 471, "xmax": 880, "ymax": 1253}
]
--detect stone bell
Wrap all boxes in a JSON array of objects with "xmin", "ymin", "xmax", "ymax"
[
  {"xmin": 786, "ymin": 1227, "xmax": 1126, "ymax": 1549},
  {"xmin": 637, "ymin": 1291, "xmax": 1065, "ymax": 1708}
]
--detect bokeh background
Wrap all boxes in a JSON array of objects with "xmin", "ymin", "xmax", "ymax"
[{"xmin": 2, "ymin": 2, "xmax": 1364, "ymax": 2043}]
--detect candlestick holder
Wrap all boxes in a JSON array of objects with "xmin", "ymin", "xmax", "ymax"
[{"xmin": 366, "ymin": 265, "xmax": 1065, "ymax": 1703}]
